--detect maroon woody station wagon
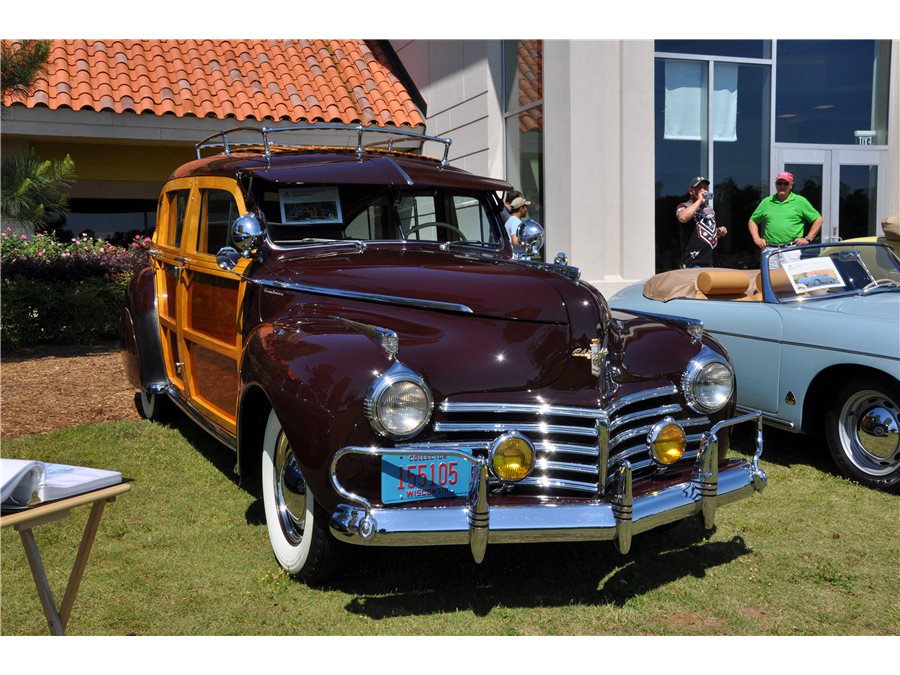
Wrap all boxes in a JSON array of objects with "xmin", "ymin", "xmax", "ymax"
[{"xmin": 121, "ymin": 124, "xmax": 767, "ymax": 582}]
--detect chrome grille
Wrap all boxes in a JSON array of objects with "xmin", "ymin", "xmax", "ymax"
[{"xmin": 430, "ymin": 385, "xmax": 709, "ymax": 495}]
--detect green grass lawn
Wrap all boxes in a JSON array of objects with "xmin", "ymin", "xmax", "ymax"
[{"xmin": 2, "ymin": 416, "xmax": 898, "ymax": 636}]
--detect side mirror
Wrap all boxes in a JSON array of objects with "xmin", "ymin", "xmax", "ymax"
[
  {"xmin": 516, "ymin": 219, "xmax": 545, "ymax": 259},
  {"xmin": 216, "ymin": 246, "xmax": 242, "ymax": 271},
  {"xmin": 231, "ymin": 212, "xmax": 265, "ymax": 256}
]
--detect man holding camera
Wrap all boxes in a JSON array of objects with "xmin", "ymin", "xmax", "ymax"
[{"xmin": 676, "ymin": 176, "xmax": 728, "ymax": 268}]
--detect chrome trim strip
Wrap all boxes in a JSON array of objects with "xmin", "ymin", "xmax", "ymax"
[
  {"xmin": 441, "ymin": 401, "xmax": 606, "ymax": 419},
  {"xmin": 534, "ymin": 459, "xmax": 598, "ymax": 475},
  {"xmin": 433, "ymin": 421, "xmax": 599, "ymax": 437},
  {"xmin": 440, "ymin": 385, "xmax": 679, "ymax": 420},
  {"xmin": 535, "ymin": 441, "xmax": 599, "ymax": 457},
  {"xmin": 606, "ymin": 385, "xmax": 678, "ymax": 416},
  {"xmin": 255, "ymin": 277, "xmax": 474, "ymax": 315},
  {"xmin": 609, "ymin": 435, "xmax": 704, "ymax": 468},
  {"xmin": 608, "ymin": 404, "xmax": 683, "ymax": 433},
  {"xmin": 610, "ymin": 418, "xmax": 708, "ymax": 450},
  {"xmin": 517, "ymin": 475, "xmax": 600, "ymax": 492},
  {"xmin": 163, "ymin": 386, "xmax": 237, "ymax": 452}
]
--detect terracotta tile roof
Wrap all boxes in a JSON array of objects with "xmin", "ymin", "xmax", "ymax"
[
  {"xmin": 1, "ymin": 39, "xmax": 424, "ymax": 127},
  {"xmin": 516, "ymin": 40, "xmax": 542, "ymax": 133}
]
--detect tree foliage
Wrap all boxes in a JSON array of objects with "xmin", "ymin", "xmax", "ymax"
[
  {"xmin": 1, "ymin": 153, "xmax": 76, "ymax": 230},
  {"xmin": 1, "ymin": 39, "xmax": 52, "ymax": 98}
]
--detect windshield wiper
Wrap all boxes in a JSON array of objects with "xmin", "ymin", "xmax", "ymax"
[{"xmin": 860, "ymin": 278, "xmax": 900, "ymax": 295}]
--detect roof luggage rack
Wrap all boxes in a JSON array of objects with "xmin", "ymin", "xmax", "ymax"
[{"xmin": 195, "ymin": 123, "xmax": 452, "ymax": 168}]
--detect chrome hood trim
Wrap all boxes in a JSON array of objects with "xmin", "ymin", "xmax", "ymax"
[{"xmin": 254, "ymin": 277, "xmax": 474, "ymax": 314}]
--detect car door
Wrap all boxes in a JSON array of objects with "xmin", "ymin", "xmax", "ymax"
[
  {"xmin": 665, "ymin": 298, "xmax": 785, "ymax": 414},
  {"xmin": 154, "ymin": 177, "xmax": 251, "ymax": 436}
]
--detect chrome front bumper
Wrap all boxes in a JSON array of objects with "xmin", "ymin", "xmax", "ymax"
[{"xmin": 328, "ymin": 412, "xmax": 766, "ymax": 562}]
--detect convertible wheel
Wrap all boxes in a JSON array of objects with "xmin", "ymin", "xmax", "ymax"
[
  {"xmin": 261, "ymin": 409, "xmax": 343, "ymax": 582},
  {"xmin": 825, "ymin": 378, "xmax": 900, "ymax": 494}
]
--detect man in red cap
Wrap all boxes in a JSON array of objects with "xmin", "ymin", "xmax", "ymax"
[{"xmin": 748, "ymin": 171, "xmax": 823, "ymax": 268}]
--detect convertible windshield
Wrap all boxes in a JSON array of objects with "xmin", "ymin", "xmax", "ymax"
[
  {"xmin": 762, "ymin": 242, "xmax": 900, "ymax": 303},
  {"xmin": 253, "ymin": 182, "xmax": 503, "ymax": 248}
]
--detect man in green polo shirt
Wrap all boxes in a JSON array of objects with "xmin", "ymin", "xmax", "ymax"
[{"xmin": 748, "ymin": 171, "xmax": 823, "ymax": 269}]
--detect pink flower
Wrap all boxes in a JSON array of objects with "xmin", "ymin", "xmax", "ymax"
[
  {"xmin": 37, "ymin": 251, "xmax": 44, "ymax": 257},
  {"xmin": 37, "ymin": 233, "xmax": 44, "ymax": 238},
  {"xmin": 5, "ymin": 226, "xmax": 12, "ymax": 232},
  {"xmin": 144, "ymin": 237, "xmax": 152, "ymax": 242},
  {"xmin": 61, "ymin": 252, "xmax": 70, "ymax": 258},
  {"xmin": 132, "ymin": 242, "xmax": 140, "ymax": 247},
  {"xmin": 21, "ymin": 234, "xmax": 27, "ymax": 240},
  {"xmin": 1, "ymin": 233, "xmax": 7, "ymax": 238},
  {"xmin": 99, "ymin": 248, "xmax": 106, "ymax": 254}
]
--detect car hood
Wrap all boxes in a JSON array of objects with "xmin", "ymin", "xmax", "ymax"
[{"xmin": 260, "ymin": 244, "xmax": 571, "ymax": 323}]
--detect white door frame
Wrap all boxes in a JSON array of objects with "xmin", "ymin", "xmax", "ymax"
[{"xmin": 774, "ymin": 144, "xmax": 888, "ymax": 241}]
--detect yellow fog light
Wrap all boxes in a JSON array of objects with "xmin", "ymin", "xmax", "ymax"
[
  {"xmin": 489, "ymin": 432, "xmax": 535, "ymax": 481},
  {"xmin": 649, "ymin": 418, "xmax": 687, "ymax": 466}
]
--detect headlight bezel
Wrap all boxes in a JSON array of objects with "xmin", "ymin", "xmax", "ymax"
[
  {"xmin": 682, "ymin": 346, "xmax": 735, "ymax": 414},
  {"xmin": 365, "ymin": 362, "xmax": 434, "ymax": 440}
]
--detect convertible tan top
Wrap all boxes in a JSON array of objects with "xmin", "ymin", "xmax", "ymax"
[{"xmin": 642, "ymin": 268, "xmax": 770, "ymax": 301}]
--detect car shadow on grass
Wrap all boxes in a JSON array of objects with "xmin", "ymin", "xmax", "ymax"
[{"xmin": 329, "ymin": 521, "xmax": 751, "ymax": 616}]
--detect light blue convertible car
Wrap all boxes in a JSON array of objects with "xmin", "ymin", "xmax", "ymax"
[{"xmin": 609, "ymin": 241, "xmax": 900, "ymax": 493}]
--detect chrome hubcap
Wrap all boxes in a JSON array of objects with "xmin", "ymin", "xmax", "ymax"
[
  {"xmin": 840, "ymin": 390, "xmax": 900, "ymax": 476},
  {"xmin": 273, "ymin": 430, "xmax": 307, "ymax": 545}
]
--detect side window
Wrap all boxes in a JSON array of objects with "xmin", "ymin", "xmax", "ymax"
[
  {"xmin": 398, "ymin": 195, "xmax": 439, "ymax": 239},
  {"xmin": 165, "ymin": 189, "xmax": 190, "ymax": 248},
  {"xmin": 197, "ymin": 189, "xmax": 239, "ymax": 254},
  {"xmin": 452, "ymin": 195, "xmax": 494, "ymax": 242}
]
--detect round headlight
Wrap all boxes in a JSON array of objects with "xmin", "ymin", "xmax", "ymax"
[
  {"xmin": 366, "ymin": 364, "xmax": 433, "ymax": 439},
  {"xmin": 683, "ymin": 348, "xmax": 735, "ymax": 413},
  {"xmin": 490, "ymin": 432, "xmax": 535, "ymax": 481}
]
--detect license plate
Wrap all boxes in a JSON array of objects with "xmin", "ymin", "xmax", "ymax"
[{"xmin": 381, "ymin": 453, "xmax": 472, "ymax": 504}]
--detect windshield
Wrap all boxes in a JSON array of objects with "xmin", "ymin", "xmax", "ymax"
[
  {"xmin": 761, "ymin": 242, "xmax": 900, "ymax": 303},
  {"xmin": 252, "ymin": 183, "xmax": 503, "ymax": 248}
]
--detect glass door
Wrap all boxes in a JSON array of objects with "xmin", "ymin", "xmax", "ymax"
[{"xmin": 775, "ymin": 147, "xmax": 887, "ymax": 242}]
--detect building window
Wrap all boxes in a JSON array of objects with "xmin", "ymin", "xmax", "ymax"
[
  {"xmin": 656, "ymin": 40, "xmax": 772, "ymax": 59},
  {"xmin": 776, "ymin": 40, "xmax": 891, "ymax": 145},
  {"xmin": 503, "ymin": 40, "xmax": 544, "ymax": 230},
  {"xmin": 654, "ymin": 50, "xmax": 772, "ymax": 271},
  {"xmin": 61, "ymin": 198, "xmax": 157, "ymax": 246}
]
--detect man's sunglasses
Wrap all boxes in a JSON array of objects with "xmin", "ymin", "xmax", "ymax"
[{"xmin": 775, "ymin": 180, "xmax": 790, "ymax": 186}]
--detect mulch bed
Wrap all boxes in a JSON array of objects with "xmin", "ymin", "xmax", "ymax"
[{"xmin": 1, "ymin": 342, "xmax": 141, "ymax": 440}]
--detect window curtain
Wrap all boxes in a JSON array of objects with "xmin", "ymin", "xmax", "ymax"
[{"xmin": 664, "ymin": 61, "xmax": 737, "ymax": 142}]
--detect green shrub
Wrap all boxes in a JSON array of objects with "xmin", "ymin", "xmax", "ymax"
[{"xmin": 1, "ymin": 229, "xmax": 151, "ymax": 348}]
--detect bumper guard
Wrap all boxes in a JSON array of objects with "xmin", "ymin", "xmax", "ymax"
[{"xmin": 329, "ymin": 411, "xmax": 766, "ymax": 562}]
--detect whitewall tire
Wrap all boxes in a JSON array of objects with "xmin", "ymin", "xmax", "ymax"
[{"xmin": 260, "ymin": 408, "xmax": 342, "ymax": 581}]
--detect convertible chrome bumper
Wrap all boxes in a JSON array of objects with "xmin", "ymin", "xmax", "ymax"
[{"xmin": 328, "ymin": 412, "xmax": 766, "ymax": 562}]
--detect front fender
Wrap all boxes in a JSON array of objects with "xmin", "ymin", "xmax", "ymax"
[
  {"xmin": 240, "ymin": 317, "xmax": 396, "ymax": 510},
  {"xmin": 120, "ymin": 266, "xmax": 167, "ymax": 391}
]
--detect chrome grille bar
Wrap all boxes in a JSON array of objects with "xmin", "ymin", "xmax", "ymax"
[
  {"xmin": 436, "ymin": 384, "xmax": 699, "ymax": 496},
  {"xmin": 434, "ymin": 421, "xmax": 599, "ymax": 437}
]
